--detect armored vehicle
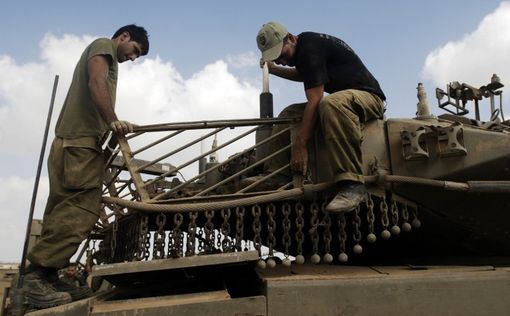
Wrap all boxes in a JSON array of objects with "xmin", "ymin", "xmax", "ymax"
[{"xmin": 4, "ymin": 75, "xmax": 510, "ymax": 315}]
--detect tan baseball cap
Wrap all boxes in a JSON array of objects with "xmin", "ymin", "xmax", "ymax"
[{"xmin": 256, "ymin": 21, "xmax": 288, "ymax": 62}]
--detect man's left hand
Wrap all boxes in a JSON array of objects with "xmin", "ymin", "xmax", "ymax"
[{"xmin": 110, "ymin": 120, "xmax": 137, "ymax": 135}]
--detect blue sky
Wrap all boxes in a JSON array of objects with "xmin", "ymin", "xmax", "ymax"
[
  {"xmin": 1, "ymin": 0, "xmax": 509, "ymax": 261},
  {"xmin": 2, "ymin": 0, "xmax": 504, "ymax": 114}
]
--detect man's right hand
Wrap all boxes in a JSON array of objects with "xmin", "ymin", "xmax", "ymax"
[
  {"xmin": 110, "ymin": 120, "xmax": 137, "ymax": 135},
  {"xmin": 260, "ymin": 59, "xmax": 275, "ymax": 71}
]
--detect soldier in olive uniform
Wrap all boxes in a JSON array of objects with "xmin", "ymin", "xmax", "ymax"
[
  {"xmin": 23, "ymin": 24, "xmax": 150, "ymax": 310},
  {"xmin": 255, "ymin": 21, "xmax": 385, "ymax": 213}
]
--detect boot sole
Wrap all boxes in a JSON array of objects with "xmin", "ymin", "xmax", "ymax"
[{"xmin": 26, "ymin": 294, "xmax": 72, "ymax": 309}]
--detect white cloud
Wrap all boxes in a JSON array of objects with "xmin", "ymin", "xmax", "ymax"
[
  {"xmin": 116, "ymin": 57, "xmax": 259, "ymax": 124},
  {"xmin": 0, "ymin": 33, "xmax": 260, "ymax": 262},
  {"xmin": 422, "ymin": 1, "xmax": 510, "ymax": 88},
  {"xmin": 226, "ymin": 52, "xmax": 259, "ymax": 69},
  {"xmin": 0, "ymin": 176, "xmax": 48, "ymax": 263}
]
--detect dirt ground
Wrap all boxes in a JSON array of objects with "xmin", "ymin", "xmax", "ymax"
[{"xmin": 0, "ymin": 266, "xmax": 18, "ymax": 311}]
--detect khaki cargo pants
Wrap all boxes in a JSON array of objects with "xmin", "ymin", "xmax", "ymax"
[
  {"xmin": 28, "ymin": 136, "xmax": 104, "ymax": 268},
  {"xmin": 267, "ymin": 89, "xmax": 384, "ymax": 183}
]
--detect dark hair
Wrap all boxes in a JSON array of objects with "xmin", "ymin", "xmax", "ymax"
[{"xmin": 112, "ymin": 24, "xmax": 150, "ymax": 56}]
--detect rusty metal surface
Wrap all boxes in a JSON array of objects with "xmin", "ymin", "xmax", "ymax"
[
  {"xmin": 92, "ymin": 251, "xmax": 259, "ymax": 277},
  {"xmin": 24, "ymin": 297, "xmax": 93, "ymax": 316},
  {"xmin": 25, "ymin": 292, "xmax": 266, "ymax": 316},
  {"xmin": 386, "ymin": 118, "xmax": 510, "ymax": 181},
  {"xmin": 90, "ymin": 290, "xmax": 266, "ymax": 316},
  {"xmin": 20, "ymin": 264, "xmax": 510, "ymax": 316}
]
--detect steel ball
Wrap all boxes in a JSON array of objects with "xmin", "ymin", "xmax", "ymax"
[
  {"xmin": 412, "ymin": 219, "xmax": 422, "ymax": 229},
  {"xmin": 282, "ymin": 258, "xmax": 292, "ymax": 267},
  {"xmin": 353, "ymin": 244, "xmax": 363, "ymax": 254},
  {"xmin": 391, "ymin": 225, "xmax": 401, "ymax": 235},
  {"xmin": 266, "ymin": 258, "xmax": 276, "ymax": 269},
  {"xmin": 310, "ymin": 254, "xmax": 321, "ymax": 264},
  {"xmin": 338, "ymin": 252, "xmax": 349, "ymax": 263},
  {"xmin": 402, "ymin": 222, "xmax": 412, "ymax": 232},
  {"xmin": 323, "ymin": 253, "xmax": 333, "ymax": 264},
  {"xmin": 381, "ymin": 229, "xmax": 391, "ymax": 240},
  {"xmin": 257, "ymin": 259, "xmax": 267, "ymax": 269},
  {"xmin": 367, "ymin": 233, "xmax": 377, "ymax": 243},
  {"xmin": 295, "ymin": 255, "xmax": 305, "ymax": 265}
]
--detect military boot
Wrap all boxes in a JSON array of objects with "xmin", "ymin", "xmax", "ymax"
[
  {"xmin": 326, "ymin": 181, "xmax": 367, "ymax": 213},
  {"xmin": 22, "ymin": 267, "xmax": 72, "ymax": 309},
  {"xmin": 50, "ymin": 278, "xmax": 93, "ymax": 301}
]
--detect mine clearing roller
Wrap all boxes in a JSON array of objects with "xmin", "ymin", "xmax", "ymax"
[{"xmin": 91, "ymin": 74, "xmax": 510, "ymax": 270}]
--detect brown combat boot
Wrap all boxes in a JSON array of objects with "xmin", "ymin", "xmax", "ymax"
[
  {"xmin": 49, "ymin": 278, "xmax": 93, "ymax": 301},
  {"xmin": 326, "ymin": 182, "xmax": 367, "ymax": 213},
  {"xmin": 23, "ymin": 266, "xmax": 72, "ymax": 310}
]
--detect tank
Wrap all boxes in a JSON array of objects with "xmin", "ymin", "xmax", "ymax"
[{"xmin": 4, "ymin": 75, "xmax": 510, "ymax": 315}]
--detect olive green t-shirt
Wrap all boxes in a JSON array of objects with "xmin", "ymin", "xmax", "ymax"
[{"xmin": 55, "ymin": 38, "xmax": 118, "ymax": 140}]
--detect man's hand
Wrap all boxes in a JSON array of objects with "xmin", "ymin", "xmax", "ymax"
[
  {"xmin": 291, "ymin": 138, "xmax": 308, "ymax": 176},
  {"xmin": 260, "ymin": 59, "xmax": 276, "ymax": 72},
  {"xmin": 110, "ymin": 120, "xmax": 137, "ymax": 135}
]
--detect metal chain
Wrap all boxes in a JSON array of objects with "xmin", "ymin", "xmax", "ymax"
[
  {"xmin": 197, "ymin": 226, "xmax": 204, "ymax": 253},
  {"xmin": 153, "ymin": 213, "xmax": 166, "ymax": 259},
  {"xmin": 321, "ymin": 200, "xmax": 333, "ymax": 263},
  {"xmin": 310, "ymin": 201, "xmax": 320, "ymax": 258},
  {"xmin": 221, "ymin": 208, "xmax": 232, "ymax": 252},
  {"xmin": 235, "ymin": 207, "xmax": 245, "ymax": 251},
  {"xmin": 282, "ymin": 202, "xmax": 292, "ymax": 256},
  {"xmin": 110, "ymin": 218, "xmax": 118, "ymax": 260},
  {"xmin": 216, "ymin": 223, "xmax": 222, "ymax": 250},
  {"xmin": 402, "ymin": 203, "xmax": 410, "ymax": 223},
  {"xmin": 252, "ymin": 205, "xmax": 262, "ymax": 256},
  {"xmin": 144, "ymin": 230, "xmax": 151, "ymax": 261},
  {"xmin": 178, "ymin": 214, "xmax": 185, "ymax": 257},
  {"xmin": 167, "ymin": 228, "xmax": 174, "ymax": 257},
  {"xmin": 186, "ymin": 212, "xmax": 198, "ymax": 256},
  {"xmin": 401, "ymin": 204, "xmax": 412, "ymax": 232},
  {"xmin": 204, "ymin": 210, "xmax": 214, "ymax": 253},
  {"xmin": 352, "ymin": 205, "xmax": 363, "ymax": 254},
  {"xmin": 136, "ymin": 215, "xmax": 149, "ymax": 261},
  {"xmin": 337, "ymin": 213, "xmax": 347, "ymax": 259},
  {"xmin": 380, "ymin": 197, "xmax": 391, "ymax": 240},
  {"xmin": 390, "ymin": 201, "xmax": 401, "ymax": 235},
  {"xmin": 266, "ymin": 204, "xmax": 277, "ymax": 257},
  {"xmin": 135, "ymin": 216, "xmax": 147, "ymax": 260},
  {"xmin": 295, "ymin": 201, "xmax": 305, "ymax": 258},
  {"xmin": 411, "ymin": 205, "xmax": 422, "ymax": 229},
  {"xmin": 380, "ymin": 197, "xmax": 390, "ymax": 228},
  {"xmin": 366, "ymin": 194, "xmax": 375, "ymax": 234},
  {"xmin": 173, "ymin": 213, "xmax": 184, "ymax": 257},
  {"xmin": 352, "ymin": 205, "xmax": 362, "ymax": 243}
]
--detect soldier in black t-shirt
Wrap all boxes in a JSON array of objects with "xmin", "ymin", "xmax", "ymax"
[{"xmin": 255, "ymin": 21, "xmax": 386, "ymax": 213}]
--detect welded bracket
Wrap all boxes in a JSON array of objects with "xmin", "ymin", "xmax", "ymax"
[
  {"xmin": 400, "ymin": 126, "xmax": 429, "ymax": 160},
  {"xmin": 437, "ymin": 122, "xmax": 467, "ymax": 157}
]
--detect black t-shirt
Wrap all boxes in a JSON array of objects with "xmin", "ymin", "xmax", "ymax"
[{"xmin": 294, "ymin": 32, "xmax": 386, "ymax": 100}]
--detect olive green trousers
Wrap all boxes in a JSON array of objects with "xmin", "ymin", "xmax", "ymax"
[
  {"xmin": 27, "ymin": 137, "xmax": 104, "ymax": 268},
  {"xmin": 267, "ymin": 89, "xmax": 384, "ymax": 183}
]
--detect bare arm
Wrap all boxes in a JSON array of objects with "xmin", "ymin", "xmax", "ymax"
[
  {"xmin": 292, "ymin": 85, "xmax": 324, "ymax": 175},
  {"xmin": 267, "ymin": 62, "xmax": 303, "ymax": 82},
  {"xmin": 88, "ymin": 55, "xmax": 118, "ymax": 125},
  {"xmin": 88, "ymin": 55, "xmax": 135, "ymax": 134}
]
